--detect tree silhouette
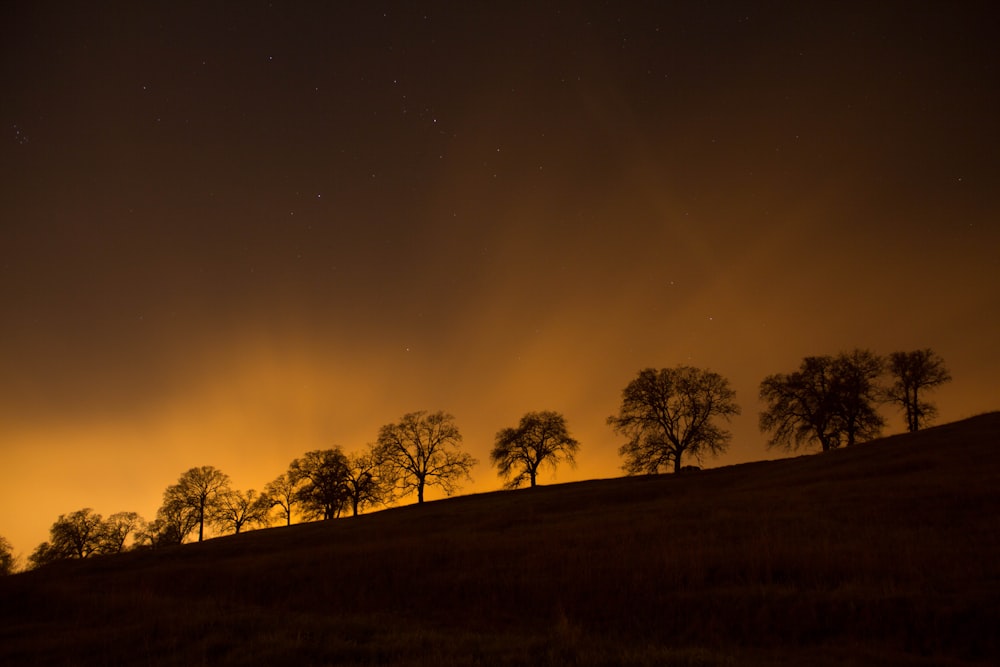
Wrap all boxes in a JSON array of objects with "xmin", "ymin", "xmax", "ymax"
[
  {"xmin": 608, "ymin": 367, "xmax": 740, "ymax": 474},
  {"xmin": 376, "ymin": 410, "xmax": 477, "ymax": 503},
  {"xmin": 52, "ymin": 508, "xmax": 104, "ymax": 559},
  {"xmin": 759, "ymin": 356, "xmax": 840, "ymax": 451},
  {"xmin": 886, "ymin": 349, "xmax": 951, "ymax": 432},
  {"xmin": 143, "ymin": 493, "xmax": 200, "ymax": 546},
  {"xmin": 263, "ymin": 472, "xmax": 300, "ymax": 526},
  {"xmin": 162, "ymin": 466, "xmax": 232, "ymax": 542},
  {"xmin": 491, "ymin": 411, "xmax": 580, "ymax": 488},
  {"xmin": 98, "ymin": 511, "xmax": 143, "ymax": 554},
  {"xmin": 833, "ymin": 349, "xmax": 885, "ymax": 447},
  {"xmin": 344, "ymin": 446, "xmax": 394, "ymax": 516},
  {"xmin": 289, "ymin": 449, "xmax": 351, "ymax": 520},
  {"xmin": 28, "ymin": 542, "xmax": 61, "ymax": 569},
  {"xmin": 0, "ymin": 536, "xmax": 15, "ymax": 575},
  {"xmin": 28, "ymin": 509, "xmax": 105, "ymax": 567},
  {"xmin": 760, "ymin": 349, "xmax": 884, "ymax": 451},
  {"xmin": 213, "ymin": 489, "xmax": 271, "ymax": 534}
]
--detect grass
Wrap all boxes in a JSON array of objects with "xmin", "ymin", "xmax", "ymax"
[{"xmin": 2, "ymin": 413, "xmax": 999, "ymax": 665}]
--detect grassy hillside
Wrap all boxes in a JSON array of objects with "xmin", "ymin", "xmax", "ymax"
[{"xmin": 2, "ymin": 413, "xmax": 999, "ymax": 666}]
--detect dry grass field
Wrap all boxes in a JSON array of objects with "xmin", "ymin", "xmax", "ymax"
[{"xmin": 2, "ymin": 413, "xmax": 998, "ymax": 666}]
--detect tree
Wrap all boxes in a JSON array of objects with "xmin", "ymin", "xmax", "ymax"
[
  {"xmin": 0, "ymin": 535, "xmax": 16, "ymax": 575},
  {"xmin": 162, "ymin": 466, "xmax": 231, "ymax": 542},
  {"xmin": 375, "ymin": 410, "xmax": 477, "ymax": 503},
  {"xmin": 491, "ymin": 411, "xmax": 580, "ymax": 488},
  {"xmin": 759, "ymin": 356, "xmax": 841, "ymax": 452},
  {"xmin": 212, "ymin": 489, "xmax": 271, "ymax": 534},
  {"xmin": 833, "ymin": 349, "xmax": 885, "ymax": 446},
  {"xmin": 27, "ymin": 509, "xmax": 106, "ymax": 567},
  {"xmin": 263, "ymin": 472, "xmax": 300, "ymax": 526},
  {"xmin": 886, "ymin": 349, "xmax": 951, "ymax": 432},
  {"xmin": 143, "ymin": 493, "xmax": 200, "ymax": 546},
  {"xmin": 343, "ymin": 445, "xmax": 394, "ymax": 516},
  {"xmin": 608, "ymin": 367, "xmax": 740, "ymax": 474},
  {"xmin": 289, "ymin": 449, "xmax": 351, "ymax": 520},
  {"xmin": 760, "ymin": 349, "xmax": 885, "ymax": 452},
  {"xmin": 28, "ymin": 542, "xmax": 62, "ymax": 569},
  {"xmin": 98, "ymin": 511, "xmax": 143, "ymax": 554},
  {"xmin": 50, "ymin": 508, "xmax": 105, "ymax": 559}
]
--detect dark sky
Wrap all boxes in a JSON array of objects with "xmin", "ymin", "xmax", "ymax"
[{"xmin": 2, "ymin": 1, "xmax": 998, "ymax": 555}]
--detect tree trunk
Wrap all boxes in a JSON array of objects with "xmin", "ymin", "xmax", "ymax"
[
  {"xmin": 529, "ymin": 469, "xmax": 536, "ymax": 487},
  {"xmin": 417, "ymin": 481, "xmax": 424, "ymax": 503}
]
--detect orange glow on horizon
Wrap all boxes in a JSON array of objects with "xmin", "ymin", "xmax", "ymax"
[{"xmin": 2, "ymin": 2, "xmax": 997, "ymax": 560}]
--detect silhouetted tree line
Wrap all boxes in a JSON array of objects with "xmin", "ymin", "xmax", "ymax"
[
  {"xmin": 5, "ymin": 348, "xmax": 949, "ymax": 572},
  {"xmin": 26, "ymin": 509, "xmax": 143, "ymax": 569},
  {"xmin": 13, "ymin": 411, "xmax": 481, "ymax": 567},
  {"xmin": 606, "ymin": 348, "xmax": 950, "ymax": 474},
  {"xmin": 759, "ymin": 348, "xmax": 951, "ymax": 453}
]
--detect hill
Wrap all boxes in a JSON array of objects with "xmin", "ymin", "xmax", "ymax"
[{"xmin": 2, "ymin": 413, "xmax": 999, "ymax": 666}]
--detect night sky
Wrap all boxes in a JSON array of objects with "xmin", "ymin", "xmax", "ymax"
[{"xmin": 2, "ymin": 2, "xmax": 998, "ymax": 556}]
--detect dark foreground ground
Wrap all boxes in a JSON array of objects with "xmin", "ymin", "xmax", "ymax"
[{"xmin": 2, "ymin": 413, "xmax": 999, "ymax": 666}]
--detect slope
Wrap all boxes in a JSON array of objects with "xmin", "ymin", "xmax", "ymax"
[{"xmin": 1, "ymin": 412, "xmax": 998, "ymax": 666}]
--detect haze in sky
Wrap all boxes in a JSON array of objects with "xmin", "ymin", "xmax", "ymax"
[{"xmin": 2, "ymin": 2, "xmax": 997, "ymax": 557}]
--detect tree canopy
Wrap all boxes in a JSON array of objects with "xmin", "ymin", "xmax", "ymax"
[
  {"xmin": 886, "ymin": 349, "xmax": 951, "ymax": 432},
  {"xmin": 161, "ymin": 466, "xmax": 232, "ymax": 543},
  {"xmin": 376, "ymin": 411, "xmax": 477, "ymax": 503},
  {"xmin": 212, "ymin": 489, "xmax": 271, "ymax": 535},
  {"xmin": 263, "ymin": 472, "xmax": 299, "ymax": 527},
  {"xmin": 759, "ymin": 349, "xmax": 885, "ymax": 451},
  {"xmin": 289, "ymin": 449, "xmax": 352, "ymax": 520},
  {"xmin": 99, "ymin": 511, "xmax": 143, "ymax": 554},
  {"xmin": 608, "ymin": 367, "xmax": 740, "ymax": 474},
  {"xmin": 343, "ymin": 445, "xmax": 394, "ymax": 516},
  {"xmin": 145, "ymin": 494, "xmax": 200, "ymax": 547},
  {"xmin": 27, "ymin": 508, "xmax": 132, "ymax": 568},
  {"xmin": 491, "ymin": 411, "xmax": 579, "ymax": 488},
  {"xmin": 51, "ymin": 508, "xmax": 104, "ymax": 559}
]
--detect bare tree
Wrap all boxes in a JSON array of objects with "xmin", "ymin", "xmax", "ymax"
[
  {"xmin": 609, "ymin": 367, "xmax": 740, "ymax": 474},
  {"xmin": 886, "ymin": 349, "xmax": 951, "ymax": 432},
  {"xmin": 162, "ymin": 466, "xmax": 232, "ymax": 542},
  {"xmin": 491, "ymin": 411, "xmax": 580, "ymax": 488},
  {"xmin": 263, "ymin": 472, "xmax": 300, "ymax": 526},
  {"xmin": 833, "ymin": 349, "xmax": 885, "ymax": 447},
  {"xmin": 760, "ymin": 356, "xmax": 842, "ymax": 452},
  {"xmin": 29, "ymin": 509, "xmax": 105, "ymax": 566},
  {"xmin": 143, "ymin": 493, "xmax": 200, "ymax": 546},
  {"xmin": 289, "ymin": 449, "xmax": 351, "ymax": 520},
  {"xmin": 98, "ymin": 511, "xmax": 143, "ymax": 554},
  {"xmin": 52, "ymin": 508, "xmax": 105, "ymax": 559},
  {"xmin": 344, "ymin": 445, "xmax": 394, "ymax": 516},
  {"xmin": 212, "ymin": 489, "xmax": 271, "ymax": 534},
  {"xmin": 376, "ymin": 410, "xmax": 477, "ymax": 503},
  {"xmin": 0, "ymin": 535, "xmax": 16, "ymax": 575},
  {"xmin": 760, "ymin": 349, "xmax": 884, "ymax": 452}
]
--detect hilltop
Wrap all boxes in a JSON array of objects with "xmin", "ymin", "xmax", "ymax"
[{"xmin": 2, "ymin": 413, "xmax": 999, "ymax": 666}]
